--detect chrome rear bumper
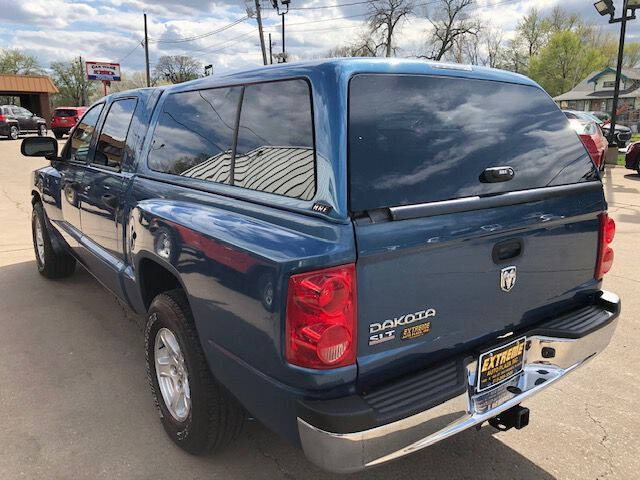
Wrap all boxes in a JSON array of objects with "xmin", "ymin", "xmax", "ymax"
[{"xmin": 298, "ymin": 291, "xmax": 620, "ymax": 473}]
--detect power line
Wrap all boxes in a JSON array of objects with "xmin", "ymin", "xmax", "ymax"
[
  {"xmin": 289, "ymin": 0, "xmax": 371, "ymax": 10},
  {"xmin": 117, "ymin": 40, "xmax": 143, "ymax": 63},
  {"xmin": 150, "ymin": 16, "xmax": 249, "ymax": 44}
]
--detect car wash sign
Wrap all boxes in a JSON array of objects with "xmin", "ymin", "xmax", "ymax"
[{"xmin": 85, "ymin": 61, "xmax": 121, "ymax": 82}]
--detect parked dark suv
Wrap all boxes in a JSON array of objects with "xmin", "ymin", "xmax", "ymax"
[
  {"xmin": 0, "ymin": 105, "xmax": 47, "ymax": 139},
  {"xmin": 21, "ymin": 59, "xmax": 620, "ymax": 473}
]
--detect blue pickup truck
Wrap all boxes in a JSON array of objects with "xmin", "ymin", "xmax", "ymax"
[{"xmin": 22, "ymin": 59, "xmax": 620, "ymax": 473}]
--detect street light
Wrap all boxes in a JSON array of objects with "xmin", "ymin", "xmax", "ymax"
[
  {"xmin": 593, "ymin": 0, "xmax": 639, "ymax": 146},
  {"xmin": 271, "ymin": 0, "xmax": 290, "ymax": 61},
  {"xmin": 594, "ymin": 0, "xmax": 615, "ymax": 16}
]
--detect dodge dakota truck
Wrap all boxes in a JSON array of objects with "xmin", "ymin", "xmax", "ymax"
[{"xmin": 22, "ymin": 59, "xmax": 620, "ymax": 473}]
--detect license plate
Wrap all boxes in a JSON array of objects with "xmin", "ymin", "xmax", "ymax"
[{"xmin": 477, "ymin": 336, "xmax": 526, "ymax": 392}]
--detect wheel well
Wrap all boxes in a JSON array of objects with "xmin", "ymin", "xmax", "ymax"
[{"xmin": 139, "ymin": 258, "xmax": 182, "ymax": 310}]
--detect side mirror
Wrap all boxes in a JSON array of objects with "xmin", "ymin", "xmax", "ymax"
[{"xmin": 21, "ymin": 136, "xmax": 58, "ymax": 159}]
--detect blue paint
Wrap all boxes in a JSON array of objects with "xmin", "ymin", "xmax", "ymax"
[{"xmin": 28, "ymin": 59, "xmax": 608, "ymax": 446}]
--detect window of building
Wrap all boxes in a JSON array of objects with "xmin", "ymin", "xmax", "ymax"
[
  {"xmin": 94, "ymin": 98, "xmax": 137, "ymax": 168},
  {"xmin": 603, "ymin": 81, "xmax": 615, "ymax": 88}
]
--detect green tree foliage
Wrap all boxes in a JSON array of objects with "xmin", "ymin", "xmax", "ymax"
[
  {"xmin": 50, "ymin": 57, "xmax": 99, "ymax": 107},
  {"xmin": 528, "ymin": 31, "xmax": 606, "ymax": 97},
  {"xmin": 0, "ymin": 49, "xmax": 43, "ymax": 75}
]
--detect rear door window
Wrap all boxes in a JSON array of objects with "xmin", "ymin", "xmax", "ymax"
[
  {"xmin": 348, "ymin": 74, "xmax": 598, "ymax": 212},
  {"xmin": 94, "ymin": 98, "xmax": 137, "ymax": 168},
  {"xmin": 234, "ymin": 79, "xmax": 315, "ymax": 200},
  {"xmin": 148, "ymin": 87, "xmax": 241, "ymax": 183}
]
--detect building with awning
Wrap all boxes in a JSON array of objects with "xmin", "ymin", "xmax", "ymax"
[
  {"xmin": 0, "ymin": 74, "xmax": 59, "ymax": 125},
  {"xmin": 553, "ymin": 67, "xmax": 640, "ymax": 128}
]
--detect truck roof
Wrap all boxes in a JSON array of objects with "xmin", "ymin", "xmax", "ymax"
[{"xmin": 169, "ymin": 58, "xmax": 540, "ymax": 92}]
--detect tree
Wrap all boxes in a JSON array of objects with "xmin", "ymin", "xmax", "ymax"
[
  {"xmin": 0, "ymin": 49, "xmax": 43, "ymax": 75},
  {"xmin": 154, "ymin": 55, "xmax": 202, "ymax": 84},
  {"xmin": 50, "ymin": 57, "xmax": 99, "ymax": 106},
  {"xmin": 528, "ymin": 30, "xmax": 606, "ymax": 96},
  {"xmin": 547, "ymin": 6, "xmax": 579, "ymax": 33},
  {"xmin": 623, "ymin": 42, "xmax": 640, "ymax": 68},
  {"xmin": 482, "ymin": 27, "xmax": 504, "ymax": 68},
  {"xmin": 516, "ymin": 8, "xmax": 550, "ymax": 60},
  {"xmin": 366, "ymin": 0, "xmax": 414, "ymax": 57},
  {"xmin": 326, "ymin": 31, "xmax": 381, "ymax": 57},
  {"xmin": 420, "ymin": 0, "xmax": 479, "ymax": 61}
]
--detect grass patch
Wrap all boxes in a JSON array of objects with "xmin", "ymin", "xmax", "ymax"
[
  {"xmin": 632, "ymin": 133, "xmax": 640, "ymax": 142},
  {"xmin": 617, "ymin": 154, "xmax": 626, "ymax": 166}
]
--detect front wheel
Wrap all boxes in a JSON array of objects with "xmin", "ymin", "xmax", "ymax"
[
  {"xmin": 32, "ymin": 202, "xmax": 76, "ymax": 278},
  {"xmin": 145, "ymin": 289, "xmax": 245, "ymax": 454},
  {"xmin": 38, "ymin": 124, "xmax": 47, "ymax": 136}
]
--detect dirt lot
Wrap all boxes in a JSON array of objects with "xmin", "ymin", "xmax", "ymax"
[{"xmin": 0, "ymin": 136, "xmax": 638, "ymax": 479}]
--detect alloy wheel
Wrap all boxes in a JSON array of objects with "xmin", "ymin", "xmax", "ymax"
[{"xmin": 154, "ymin": 327, "xmax": 191, "ymax": 421}]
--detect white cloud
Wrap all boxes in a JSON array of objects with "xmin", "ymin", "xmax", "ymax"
[{"xmin": 0, "ymin": 0, "xmax": 635, "ymax": 77}]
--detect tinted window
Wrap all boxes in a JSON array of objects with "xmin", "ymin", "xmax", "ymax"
[
  {"xmin": 234, "ymin": 80, "xmax": 315, "ymax": 200},
  {"xmin": 95, "ymin": 98, "xmax": 137, "ymax": 168},
  {"xmin": 67, "ymin": 104, "xmax": 104, "ymax": 162},
  {"xmin": 148, "ymin": 87, "xmax": 241, "ymax": 184},
  {"xmin": 348, "ymin": 74, "xmax": 598, "ymax": 211},
  {"xmin": 55, "ymin": 109, "xmax": 77, "ymax": 117}
]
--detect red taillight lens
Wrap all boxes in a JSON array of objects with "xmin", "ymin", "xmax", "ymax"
[
  {"xmin": 0, "ymin": 114, "xmax": 6, "ymax": 122},
  {"xmin": 595, "ymin": 213, "xmax": 615, "ymax": 280},
  {"xmin": 286, "ymin": 264, "xmax": 357, "ymax": 369}
]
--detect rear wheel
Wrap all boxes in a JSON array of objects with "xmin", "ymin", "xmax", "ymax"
[
  {"xmin": 145, "ymin": 289, "xmax": 245, "ymax": 454},
  {"xmin": 38, "ymin": 124, "xmax": 47, "ymax": 136},
  {"xmin": 9, "ymin": 125, "xmax": 18, "ymax": 140},
  {"xmin": 32, "ymin": 202, "xmax": 76, "ymax": 279},
  {"xmin": 53, "ymin": 130, "xmax": 64, "ymax": 139}
]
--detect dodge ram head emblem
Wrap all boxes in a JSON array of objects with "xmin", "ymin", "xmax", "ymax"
[{"xmin": 500, "ymin": 266, "xmax": 517, "ymax": 292}]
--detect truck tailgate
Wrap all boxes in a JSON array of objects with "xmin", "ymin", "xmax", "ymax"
[{"xmin": 354, "ymin": 185, "xmax": 605, "ymax": 389}]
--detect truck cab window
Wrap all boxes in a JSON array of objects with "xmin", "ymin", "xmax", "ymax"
[
  {"xmin": 94, "ymin": 98, "xmax": 137, "ymax": 168},
  {"xmin": 66, "ymin": 104, "xmax": 104, "ymax": 162}
]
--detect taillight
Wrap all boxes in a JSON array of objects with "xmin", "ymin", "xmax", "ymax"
[
  {"xmin": 595, "ymin": 213, "xmax": 615, "ymax": 280},
  {"xmin": 0, "ymin": 114, "xmax": 6, "ymax": 122},
  {"xmin": 285, "ymin": 264, "xmax": 357, "ymax": 369}
]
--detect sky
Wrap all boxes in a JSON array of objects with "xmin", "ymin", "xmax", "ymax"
[{"xmin": 0, "ymin": 0, "xmax": 638, "ymax": 77}]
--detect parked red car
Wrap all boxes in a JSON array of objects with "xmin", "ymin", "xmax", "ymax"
[
  {"xmin": 51, "ymin": 106, "xmax": 87, "ymax": 139},
  {"xmin": 566, "ymin": 118, "xmax": 608, "ymax": 171},
  {"xmin": 625, "ymin": 141, "xmax": 640, "ymax": 174}
]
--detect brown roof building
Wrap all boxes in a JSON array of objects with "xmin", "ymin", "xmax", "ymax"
[{"xmin": 0, "ymin": 74, "xmax": 59, "ymax": 126}]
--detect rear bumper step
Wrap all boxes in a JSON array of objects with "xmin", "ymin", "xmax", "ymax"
[{"xmin": 297, "ymin": 291, "xmax": 620, "ymax": 473}]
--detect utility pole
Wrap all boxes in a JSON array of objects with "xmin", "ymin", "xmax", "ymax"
[
  {"xmin": 254, "ymin": 0, "xmax": 268, "ymax": 65},
  {"xmin": 144, "ymin": 13, "xmax": 151, "ymax": 87},
  {"xmin": 281, "ymin": 13, "xmax": 285, "ymax": 55},
  {"xmin": 79, "ymin": 55, "xmax": 87, "ymax": 105},
  {"xmin": 268, "ymin": 33, "xmax": 273, "ymax": 64}
]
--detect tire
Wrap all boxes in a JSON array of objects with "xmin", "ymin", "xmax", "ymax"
[
  {"xmin": 38, "ymin": 124, "xmax": 47, "ymax": 136},
  {"xmin": 54, "ymin": 131, "xmax": 63, "ymax": 139},
  {"xmin": 9, "ymin": 125, "xmax": 18, "ymax": 140},
  {"xmin": 31, "ymin": 202, "xmax": 76, "ymax": 279},
  {"xmin": 145, "ymin": 289, "xmax": 245, "ymax": 454}
]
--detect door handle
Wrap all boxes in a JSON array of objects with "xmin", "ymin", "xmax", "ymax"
[
  {"xmin": 492, "ymin": 238, "xmax": 524, "ymax": 263},
  {"xmin": 481, "ymin": 166, "xmax": 515, "ymax": 183},
  {"xmin": 102, "ymin": 193, "xmax": 118, "ymax": 209}
]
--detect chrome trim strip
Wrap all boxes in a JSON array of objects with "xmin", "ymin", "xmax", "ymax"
[
  {"xmin": 388, "ymin": 181, "xmax": 603, "ymax": 221},
  {"xmin": 297, "ymin": 293, "xmax": 619, "ymax": 473}
]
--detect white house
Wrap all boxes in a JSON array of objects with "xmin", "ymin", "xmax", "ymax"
[{"xmin": 553, "ymin": 66, "xmax": 640, "ymax": 127}]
